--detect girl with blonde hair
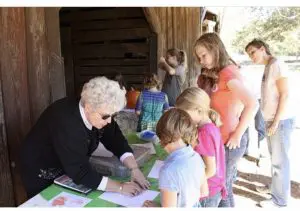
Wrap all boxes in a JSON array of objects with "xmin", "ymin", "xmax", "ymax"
[{"xmin": 176, "ymin": 87, "xmax": 226, "ymax": 207}]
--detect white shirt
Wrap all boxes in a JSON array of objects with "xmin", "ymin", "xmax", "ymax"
[
  {"xmin": 261, "ymin": 58, "xmax": 292, "ymax": 121},
  {"xmin": 79, "ymin": 101, "xmax": 134, "ymax": 191}
]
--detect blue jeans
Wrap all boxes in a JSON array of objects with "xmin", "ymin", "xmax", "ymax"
[
  {"xmin": 193, "ymin": 201, "xmax": 202, "ymax": 207},
  {"xmin": 265, "ymin": 118, "xmax": 294, "ymax": 206},
  {"xmin": 200, "ymin": 191, "xmax": 222, "ymax": 207},
  {"xmin": 219, "ymin": 132, "xmax": 248, "ymax": 207}
]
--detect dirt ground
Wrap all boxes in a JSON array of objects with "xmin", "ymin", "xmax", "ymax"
[{"xmin": 234, "ymin": 128, "xmax": 300, "ymax": 208}]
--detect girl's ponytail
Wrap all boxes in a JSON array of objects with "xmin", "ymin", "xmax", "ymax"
[{"xmin": 208, "ymin": 108, "xmax": 222, "ymax": 127}]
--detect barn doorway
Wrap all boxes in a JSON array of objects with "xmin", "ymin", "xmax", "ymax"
[{"xmin": 59, "ymin": 7, "xmax": 157, "ymax": 98}]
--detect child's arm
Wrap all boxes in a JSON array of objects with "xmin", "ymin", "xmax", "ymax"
[
  {"xmin": 158, "ymin": 57, "xmax": 176, "ymax": 75},
  {"xmin": 202, "ymin": 156, "xmax": 216, "ymax": 178},
  {"xmin": 142, "ymin": 189, "xmax": 177, "ymax": 207},
  {"xmin": 135, "ymin": 92, "xmax": 142, "ymax": 116},
  {"xmin": 200, "ymin": 174, "xmax": 209, "ymax": 198},
  {"xmin": 160, "ymin": 189, "xmax": 178, "ymax": 207},
  {"xmin": 227, "ymin": 78, "xmax": 256, "ymax": 149}
]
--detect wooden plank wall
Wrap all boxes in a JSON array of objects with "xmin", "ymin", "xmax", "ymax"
[
  {"xmin": 0, "ymin": 8, "xmax": 31, "ymax": 206},
  {"xmin": 0, "ymin": 66, "xmax": 15, "ymax": 206},
  {"xmin": 0, "ymin": 7, "xmax": 66, "ymax": 206},
  {"xmin": 60, "ymin": 7, "xmax": 157, "ymax": 96},
  {"xmin": 152, "ymin": 7, "xmax": 201, "ymax": 87}
]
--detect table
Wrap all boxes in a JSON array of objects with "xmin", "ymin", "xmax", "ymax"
[{"xmin": 21, "ymin": 133, "xmax": 167, "ymax": 207}]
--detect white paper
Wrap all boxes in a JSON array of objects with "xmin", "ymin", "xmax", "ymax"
[
  {"xmin": 132, "ymin": 143, "xmax": 156, "ymax": 155},
  {"xmin": 147, "ymin": 160, "xmax": 164, "ymax": 179},
  {"xmin": 19, "ymin": 194, "xmax": 49, "ymax": 207},
  {"xmin": 99, "ymin": 190, "xmax": 159, "ymax": 207},
  {"xmin": 48, "ymin": 192, "xmax": 92, "ymax": 207}
]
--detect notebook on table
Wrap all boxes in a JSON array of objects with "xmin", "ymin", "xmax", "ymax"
[{"xmin": 54, "ymin": 174, "xmax": 92, "ymax": 194}]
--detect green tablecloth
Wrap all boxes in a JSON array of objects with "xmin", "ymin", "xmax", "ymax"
[{"xmin": 38, "ymin": 133, "xmax": 167, "ymax": 207}]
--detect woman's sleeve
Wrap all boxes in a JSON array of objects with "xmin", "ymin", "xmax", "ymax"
[
  {"xmin": 100, "ymin": 119, "xmax": 133, "ymax": 159},
  {"xmin": 52, "ymin": 123, "xmax": 103, "ymax": 189}
]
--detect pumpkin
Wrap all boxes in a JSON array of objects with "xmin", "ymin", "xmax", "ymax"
[{"xmin": 126, "ymin": 90, "xmax": 140, "ymax": 109}]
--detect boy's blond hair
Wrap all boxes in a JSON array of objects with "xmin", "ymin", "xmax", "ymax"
[
  {"xmin": 175, "ymin": 87, "xmax": 222, "ymax": 127},
  {"xmin": 156, "ymin": 108, "xmax": 198, "ymax": 147}
]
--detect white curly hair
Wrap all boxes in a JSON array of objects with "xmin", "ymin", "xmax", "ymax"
[{"xmin": 80, "ymin": 76, "xmax": 126, "ymax": 113}]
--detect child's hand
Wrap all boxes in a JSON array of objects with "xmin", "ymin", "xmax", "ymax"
[
  {"xmin": 226, "ymin": 132, "xmax": 241, "ymax": 150},
  {"xmin": 143, "ymin": 200, "xmax": 159, "ymax": 207},
  {"xmin": 159, "ymin": 57, "xmax": 166, "ymax": 64},
  {"xmin": 200, "ymin": 178, "xmax": 209, "ymax": 198}
]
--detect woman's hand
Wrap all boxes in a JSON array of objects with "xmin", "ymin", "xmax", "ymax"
[
  {"xmin": 267, "ymin": 120, "xmax": 279, "ymax": 136},
  {"xmin": 120, "ymin": 182, "xmax": 143, "ymax": 196},
  {"xmin": 143, "ymin": 200, "xmax": 159, "ymax": 207},
  {"xmin": 131, "ymin": 168, "xmax": 151, "ymax": 190},
  {"xmin": 226, "ymin": 132, "xmax": 242, "ymax": 150}
]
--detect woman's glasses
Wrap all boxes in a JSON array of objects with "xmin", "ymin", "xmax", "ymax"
[{"xmin": 100, "ymin": 112, "xmax": 117, "ymax": 120}]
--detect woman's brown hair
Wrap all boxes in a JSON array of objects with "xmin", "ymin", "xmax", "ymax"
[
  {"xmin": 245, "ymin": 39, "xmax": 272, "ymax": 56},
  {"xmin": 194, "ymin": 33, "xmax": 237, "ymax": 94},
  {"xmin": 156, "ymin": 108, "xmax": 198, "ymax": 147}
]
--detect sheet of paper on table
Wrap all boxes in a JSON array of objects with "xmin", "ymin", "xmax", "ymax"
[
  {"xmin": 132, "ymin": 142, "xmax": 156, "ymax": 155},
  {"xmin": 147, "ymin": 160, "xmax": 164, "ymax": 179},
  {"xmin": 99, "ymin": 190, "xmax": 160, "ymax": 207},
  {"xmin": 19, "ymin": 194, "xmax": 49, "ymax": 207},
  {"xmin": 48, "ymin": 192, "xmax": 92, "ymax": 207}
]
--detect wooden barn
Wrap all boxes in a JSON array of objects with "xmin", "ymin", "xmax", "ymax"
[{"xmin": 0, "ymin": 7, "xmax": 205, "ymax": 206}]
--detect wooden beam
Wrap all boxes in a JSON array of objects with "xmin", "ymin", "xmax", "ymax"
[
  {"xmin": 142, "ymin": 8, "xmax": 162, "ymax": 61},
  {"xmin": 0, "ymin": 7, "xmax": 31, "ymax": 205},
  {"xmin": 73, "ymin": 43, "xmax": 149, "ymax": 59},
  {"xmin": 60, "ymin": 27, "xmax": 75, "ymax": 98},
  {"xmin": 72, "ymin": 18, "xmax": 148, "ymax": 31},
  {"xmin": 25, "ymin": 8, "xmax": 51, "ymax": 124},
  {"xmin": 142, "ymin": 8, "xmax": 161, "ymax": 34},
  {"xmin": 60, "ymin": 7, "xmax": 144, "ymax": 22},
  {"xmin": 45, "ymin": 7, "xmax": 66, "ymax": 102},
  {"xmin": 75, "ymin": 58, "xmax": 149, "ymax": 67},
  {"xmin": 75, "ymin": 66, "xmax": 148, "ymax": 76},
  {"xmin": 0, "ymin": 63, "xmax": 15, "ymax": 206},
  {"xmin": 73, "ymin": 28, "xmax": 151, "ymax": 43}
]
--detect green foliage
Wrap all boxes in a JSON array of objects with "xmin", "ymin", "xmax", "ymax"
[{"xmin": 232, "ymin": 7, "xmax": 300, "ymax": 56}]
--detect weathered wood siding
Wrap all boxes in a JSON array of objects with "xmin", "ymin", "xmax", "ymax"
[
  {"xmin": 0, "ymin": 7, "xmax": 31, "ymax": 205},
  {"xmin": 0, "ymin": 7, "xmax": 66, "ymax": 206}
]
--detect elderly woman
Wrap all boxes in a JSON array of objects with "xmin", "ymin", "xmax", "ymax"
[{"xmin": 20, "ymin": 76, "xmax": 150, "ymax": 198}]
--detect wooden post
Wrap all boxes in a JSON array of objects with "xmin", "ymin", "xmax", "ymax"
[
  {"xmin": 143, "ymin": 7, "xmax": 162, "ymax": 60},
  {"xmin": 0, "ymin": 7, "xmax": 31, "ymax": 205},
  {"xmin": 45, "ymin": 7, "xmax": 66, "ymax": 102},
  {"xmin": 60, "ymin": 26, "xmax": 75, "ymax": 98},
  {"xmin": 25, "ymin": 8, "xmax": 51, "ymax": 124},
  {"xmin": 0, "ymin": 67, "xmax": 15, "ymax": 206}
]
